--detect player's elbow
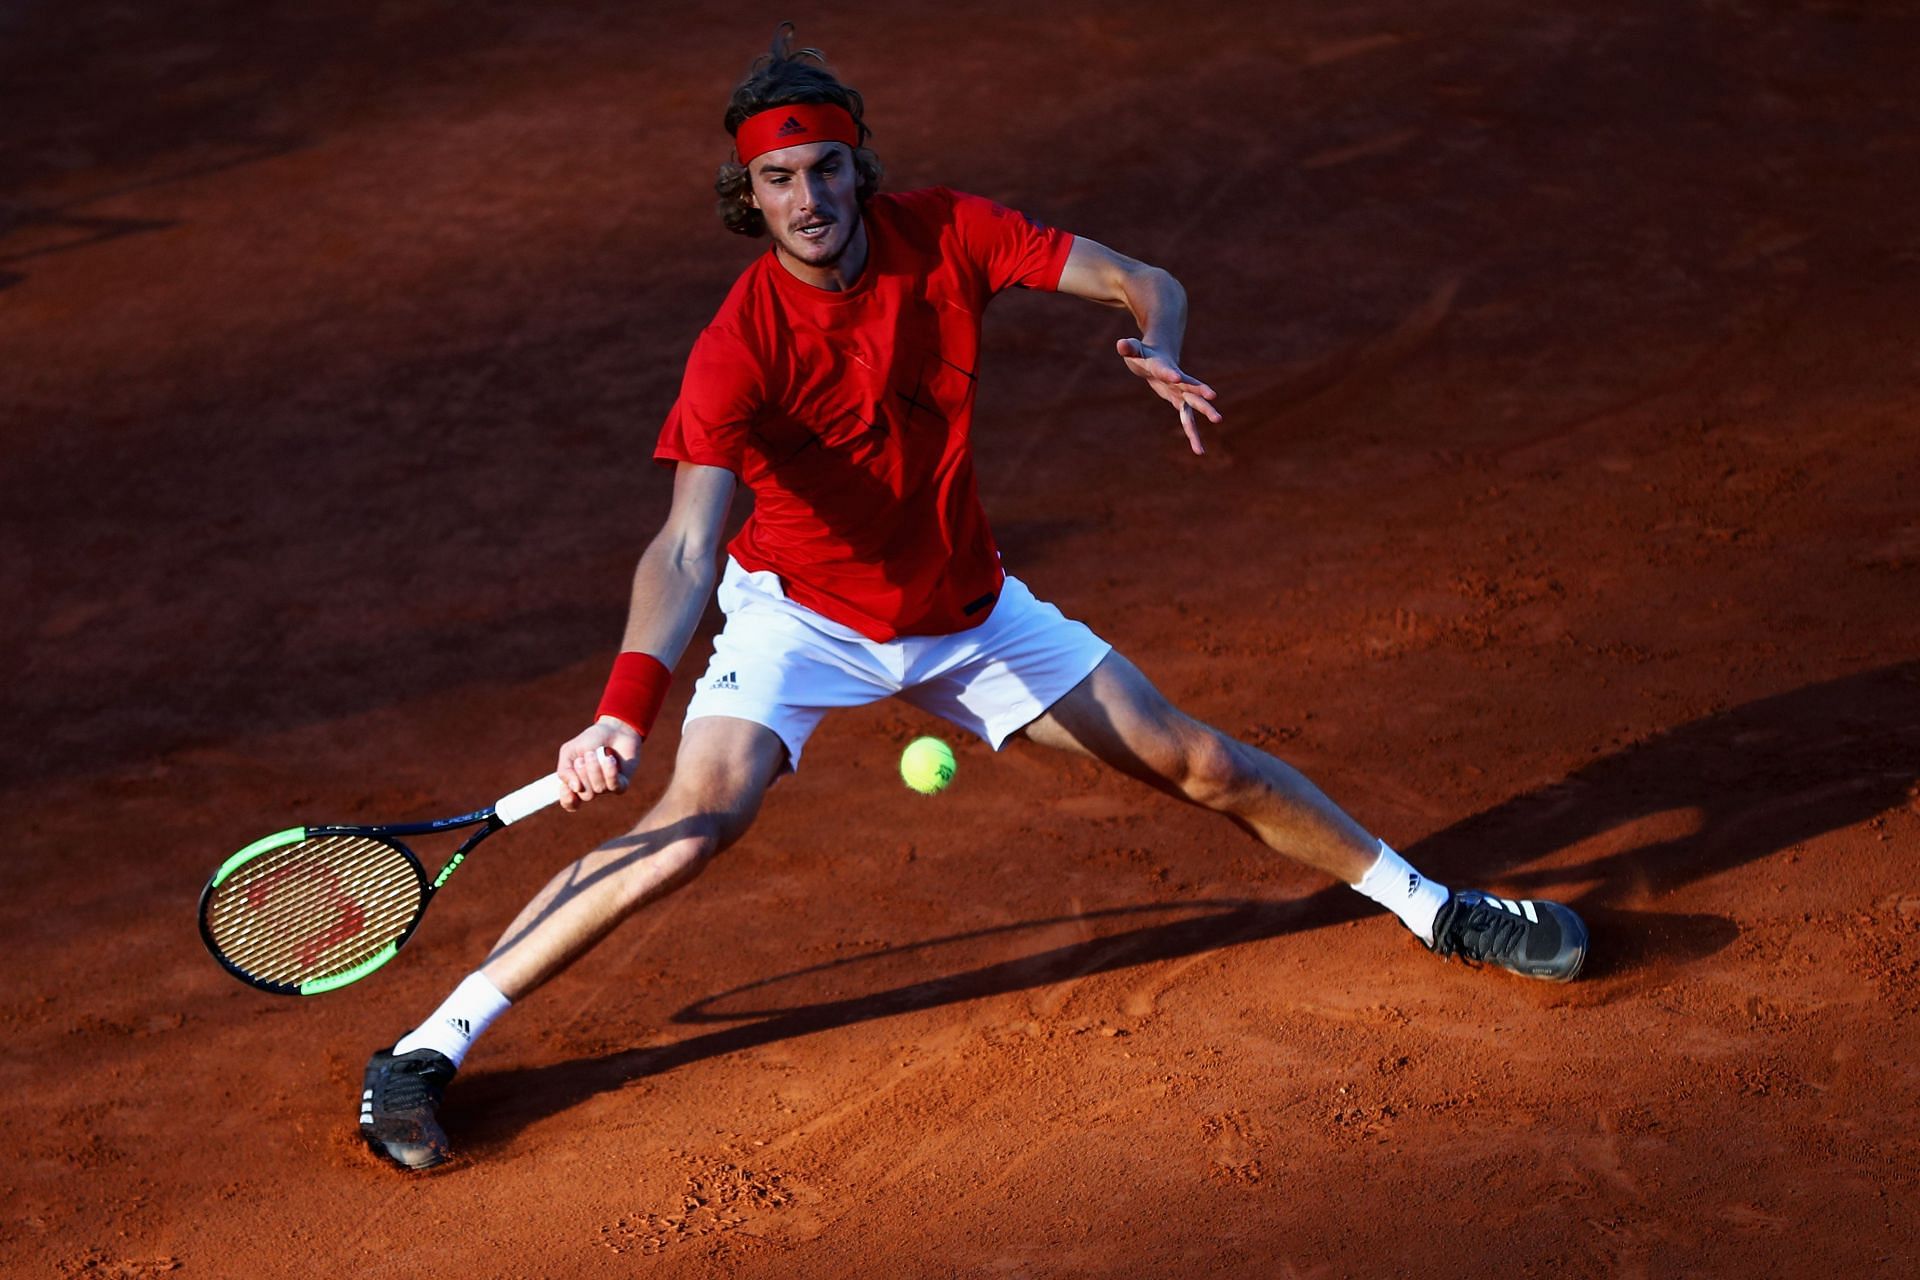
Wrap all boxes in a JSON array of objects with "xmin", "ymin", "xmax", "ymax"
[
  {"xmin": 666, "ymin": 535, "xmax": 723, "ymax": 585},
  {"xmin": 638, "ymin": 524, "xmax": 721, "ymax": 589}
]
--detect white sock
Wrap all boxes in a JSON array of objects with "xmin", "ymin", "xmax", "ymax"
[
  {"xmin": 1351, "ymin": 840, "xmax": 1450, "ymax": 945},
  {"xmin": 393, "ymin": 972, "xmax": 511, "ymax": 1069}
]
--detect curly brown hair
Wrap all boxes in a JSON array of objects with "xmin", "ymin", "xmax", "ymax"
[{"xmin": 714, "ymin": 23, "xmax": 884, "ymax": 238}]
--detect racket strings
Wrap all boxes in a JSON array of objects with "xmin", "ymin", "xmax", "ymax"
[
  {"xmin": 225, "ymin": 874, "xmax": 420, "ymax": 978},
  {"xmin": 232, "ymin": 837, "xmax": 421, "ymax": 970},
  {"xmin": 208, "ymin": 841, "xmax": 401, "ymax": 977},
  {"xmin": 211, "ymin": 838, "xmax": 420, "ymax": 982},
  {"xmin": 205, "ymin": 835, "xmax": 425, "ymax": 987}
]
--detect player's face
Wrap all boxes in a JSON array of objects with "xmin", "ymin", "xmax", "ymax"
[{"xmin": 747, "ymin": 141, "xmax": 862, "ymax": 271}]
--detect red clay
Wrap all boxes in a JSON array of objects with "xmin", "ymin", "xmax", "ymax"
[{"xmin": 5, "ymin": 3, "xmax": 1918, "ymax": 1276}]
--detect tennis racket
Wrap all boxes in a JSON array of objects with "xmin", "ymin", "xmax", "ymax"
[{"xmin": 198, "ymin": 773, "xmax": 569, "ymax": 996}]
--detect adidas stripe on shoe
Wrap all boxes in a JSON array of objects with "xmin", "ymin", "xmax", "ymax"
[
  {"xmin": 1429, "ymin": 890, "xmax": 1588, "ymax": 982},
  {"xmin": 360, "ymin": 1045, "xmax": 457, "ymax": 1171}
]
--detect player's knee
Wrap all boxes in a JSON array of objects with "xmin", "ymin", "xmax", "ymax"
[
  {"xmin": 667, "ymin": 811, "xmax": 735, "ymax": 870},
  {"xmin": 1177, "ymin": 729, "xmax": 1254, "ymax": 811},
  {"xmin": 608, "ymin": 813, "xmax": 730, "ymax": 913}
]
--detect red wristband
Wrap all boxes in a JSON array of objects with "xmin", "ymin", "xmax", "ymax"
[{"xmin": 596, "ymin": 651, "xmax": 672, "ymax": 738}]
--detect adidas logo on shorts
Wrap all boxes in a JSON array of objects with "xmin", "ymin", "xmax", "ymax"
[{"xmin": 711, "ymin": 671, "xmax": 739, "ymax": 691}]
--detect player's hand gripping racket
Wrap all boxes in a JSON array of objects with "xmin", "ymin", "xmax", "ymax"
[{"xmin": 198, "ymin": 773, "xmax": 568, "ymax": 996}]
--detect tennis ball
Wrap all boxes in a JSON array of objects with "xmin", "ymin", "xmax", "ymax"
[{"xmin": 900, "ymin": 736, "xmax": 956, "ymax": 794}]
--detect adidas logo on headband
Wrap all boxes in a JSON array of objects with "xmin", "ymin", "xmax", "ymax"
[{"xmin": 735, "ymin": 103, "xmax": 861, "ymax": 165}]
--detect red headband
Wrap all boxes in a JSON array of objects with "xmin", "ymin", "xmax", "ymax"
[{"xmin": 734, "ymin": 103, "xmax": 861, "ymax": 166}]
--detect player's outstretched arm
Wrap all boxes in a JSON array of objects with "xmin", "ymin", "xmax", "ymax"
[
  {"xmin": 1055, "ymin": 236, "xmax": 1221, "ymax": 454},
  {"xmin": 556, "ymin": 462, "xmax": 737, "ymax": 808}
]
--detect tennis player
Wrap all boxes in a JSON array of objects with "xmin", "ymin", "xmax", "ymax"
[{"xmin": 359, "ymin": 26, "xmax": 1588, "ymax": 1171}]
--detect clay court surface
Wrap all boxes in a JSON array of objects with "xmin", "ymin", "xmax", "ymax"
[{"xmin": 6, "ymin": 1, "xmax": 1919, "ymax": 1275}]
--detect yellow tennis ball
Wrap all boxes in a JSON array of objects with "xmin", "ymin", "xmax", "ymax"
[{"xmin": 900, "ymin": 736, "xmax": 956, "ymax": 794}]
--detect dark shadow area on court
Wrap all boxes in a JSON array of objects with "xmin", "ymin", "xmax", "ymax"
[
  {"xmin": 455, "ymin": 661, "xmax": 1919, "ymax": 1141},
  {"xmin": 0, "ymin": 1, "xmax": 520, "ymax": 195}
]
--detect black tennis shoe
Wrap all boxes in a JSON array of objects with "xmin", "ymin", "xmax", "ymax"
[
  {"xmin": 1429, "ymin": 890, "xmax": 1588, "ymax": 982},
  {"xmin": 360, "ymin": 1046, "xmax": 456, "ymax": 1170}
]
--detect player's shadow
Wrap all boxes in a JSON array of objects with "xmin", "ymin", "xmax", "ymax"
[
  {"xmin": 455, "ymin": 892, "xmax": 1369, "ymax": 1153},
  {"xmin": 454, "ymin": 660, "xmax": 1920, "ymax": 1148},
  {"xmin": 1400, "ymin": 659, "xmax": 1920, "ymax": 971}
]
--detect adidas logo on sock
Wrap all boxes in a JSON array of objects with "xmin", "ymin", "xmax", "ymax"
[
  {"xmin": 711, "ymin": 670, "xmax": 739, "ymax": 691},
  {"xmin": 774, "ymin": 115, "xmax": 808, "ymax": 138},
  {"xmin": 1407, "ymin": 872, "xmax": 1422, "ymax": 896},
  {"xmin": 447, "ymin": 1016, "xmax": 472, "ymax": 1039}
]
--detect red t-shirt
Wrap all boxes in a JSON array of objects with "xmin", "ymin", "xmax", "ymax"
[{"xmin": 655, "ymin": 187, "xmax": 1073, "ymax": 641}]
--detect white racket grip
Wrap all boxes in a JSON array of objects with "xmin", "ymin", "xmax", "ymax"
[{"xmin": 495, "ymin": 774, "xmax": 567, "ymax": 826}]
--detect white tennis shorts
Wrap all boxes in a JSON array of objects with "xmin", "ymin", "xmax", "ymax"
[{"xmin": 682, "ymin": 558, "xmax": 1113, "ymax": 769}]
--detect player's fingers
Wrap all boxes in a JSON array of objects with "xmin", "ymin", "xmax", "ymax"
[
  {"xmin": 1179, "ymin": 401, "xmax": 1205, "ymax": 455},
  {"xmin": 1159, "ymin": 372, "xmax": 1221, "ymax": 397},
  {"xmin": 555, "ymin": 761, "xmax": 585, "ymax": 810},
  {"xmin": 595, "ymin": 745, "xmax": 625, "ymax": 792},
  {"xmin": 1119, "ymin": 340, "xmax": 1189, "ymax": 385},
  {"xmin": 1186, "ymin": 388, "xmax": 1224, "ymax": 423}
]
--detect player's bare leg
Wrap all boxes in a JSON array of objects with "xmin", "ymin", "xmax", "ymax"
[
  {"xmin": 1022, "ymin": 651, "xmax": 1586, "ymax": 979},
  {"xmin": 360, "ymin": 715, "xmax": 786, "ymax": 1171},
  {"xmin": 1022, "ymin": 652, "xmax": 1380, "ymax": 880},
  {"xmin": 481, "ymin": 715, "xmax": 787, "ymax": 998}
]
